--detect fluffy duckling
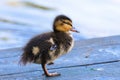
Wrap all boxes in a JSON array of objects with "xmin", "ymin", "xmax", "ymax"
[{"xmin": 20, "ymin": 15, "xmax": 79, "ymax": 77}]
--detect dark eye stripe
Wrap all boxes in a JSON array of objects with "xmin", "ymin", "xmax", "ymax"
[{"xmin": 60, "ymin": 20, "xmax": 72, "ymax": 27}]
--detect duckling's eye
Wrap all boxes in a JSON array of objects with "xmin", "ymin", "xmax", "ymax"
[
  {"xmin": 65, "ymin": 22, "xmax": 72, "ymax": 27},
  {"xmin": 60, "ymin": 20, "xmax": 72, "ymax": 27}
]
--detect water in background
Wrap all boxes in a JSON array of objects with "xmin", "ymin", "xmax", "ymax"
[{"xmin": 0, "ymin": 0, "xmax": 120, "ymax": 49}]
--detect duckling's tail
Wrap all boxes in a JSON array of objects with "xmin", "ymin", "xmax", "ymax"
[
  {"xmin": 19, "ymin": 52, "xmax": 28, "ymax": 65},
  {"xmin": 19, "ymin": 51, "xmax": 34, "ymax": 65}
]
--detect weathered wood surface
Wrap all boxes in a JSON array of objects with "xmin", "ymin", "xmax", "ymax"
[{"xmin": 0, "ymin": 35, "xmax": 120, "ymax": 80}]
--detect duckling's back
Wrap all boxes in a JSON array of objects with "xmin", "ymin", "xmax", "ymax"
[{"xmin": 20, "ymin": 32, "xmax": 74, "ymax": 65}]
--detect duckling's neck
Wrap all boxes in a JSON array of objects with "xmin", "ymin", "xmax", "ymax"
[
  {"xmin": 54, "ymin": 31, "xmax": 71, "ymax": 37},
  {"xmin": 54, "ymin": 31, "xmax": 73, "ymax": 43}
]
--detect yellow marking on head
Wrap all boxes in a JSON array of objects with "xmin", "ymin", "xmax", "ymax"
[
  {"xmin": 32, "ymin": 46, "xmax": 40, "ymax": 55},
  {"xmin": 55, "ymin": 19, "xmax": 72, "ymax": 32}
]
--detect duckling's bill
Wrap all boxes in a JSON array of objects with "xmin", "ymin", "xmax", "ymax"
[{"xmin": 70, "ymin": 28, "xmax": 80, "ymax": 33}]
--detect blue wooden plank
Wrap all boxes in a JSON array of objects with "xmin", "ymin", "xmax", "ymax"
[
  {"xmin": 0, "ymin": 48, "xmax": 21, "ymax": 58},
  {"xmin": 0, "ymin": 35, "xmax": 120, "ymax": 79},
  {"xmin": 0, "ymin": 43, "xmax": 120, "ymax": 76},
  {"xmin": 0, "ymin": 62, "xmax": 120, "ymax": 80}
]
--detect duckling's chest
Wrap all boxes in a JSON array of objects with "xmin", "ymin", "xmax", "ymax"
[
  {"xmin": 60, "ymin": 38, "xmax": 74, "ymax": 54},
  {"xmin": 55, "ymin": 33, "xmax": 74, "ymax": 55}
]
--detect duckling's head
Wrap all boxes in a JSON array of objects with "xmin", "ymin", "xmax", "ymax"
[{"xmin": 53, "ymin": 15, "xmax": 79, "ymax": 33}]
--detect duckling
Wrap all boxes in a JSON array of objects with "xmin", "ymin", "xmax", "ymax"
[{"xmin": 20, "ymin": 15, "xmax": 79, "ymax": 77}]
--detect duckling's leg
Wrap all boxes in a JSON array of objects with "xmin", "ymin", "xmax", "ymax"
[{"xmin": 41, "ymin": 63, "xmax": 60, "ymax": 77}]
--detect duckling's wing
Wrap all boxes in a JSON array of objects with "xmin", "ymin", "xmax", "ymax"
[
  {"xmin": 38, "ymin": 39, "xmax": 57, "ymax": 52},
  {"xmin": 20, "ymin": 32, "xmax": 57, "ymax": 64}
]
